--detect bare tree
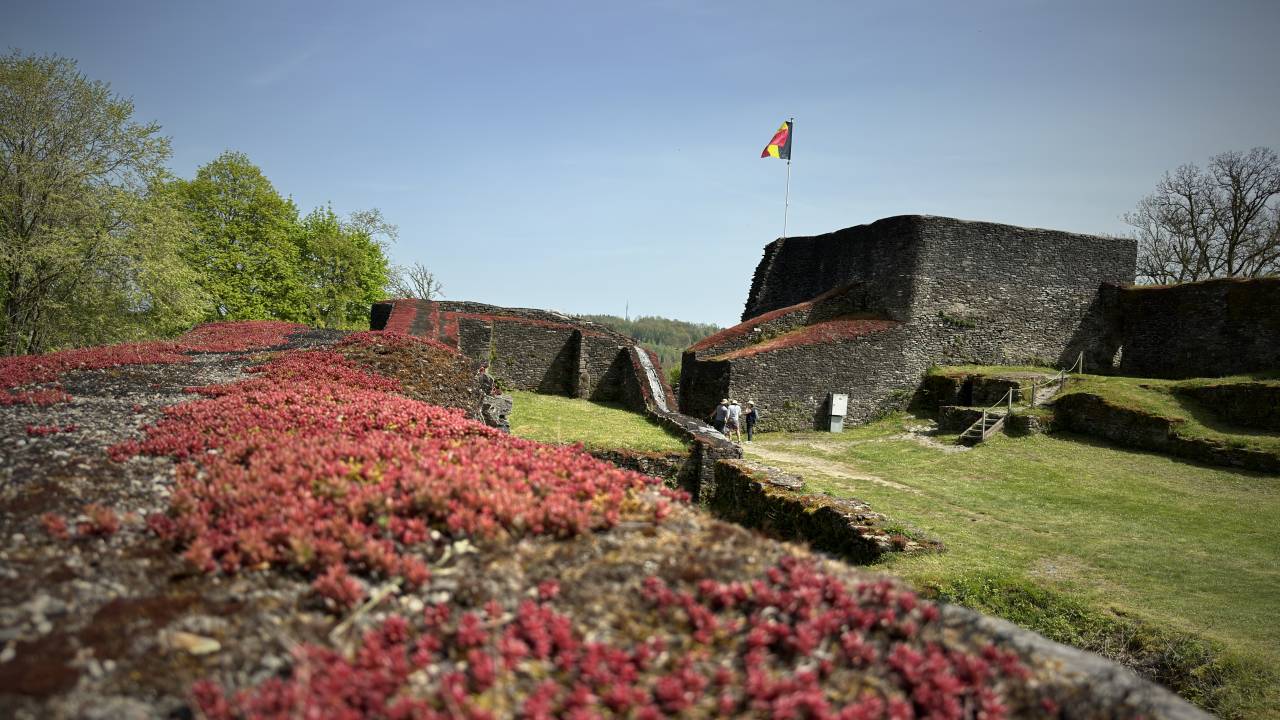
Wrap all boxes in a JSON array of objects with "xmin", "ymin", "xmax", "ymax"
[
  {"xmin": 389, "ymin": 262, "xmax": 443, "ymax": 300},
  {"xmin": 1127, "ymin": 147, "xmax": 1280, "ymax": 284}
]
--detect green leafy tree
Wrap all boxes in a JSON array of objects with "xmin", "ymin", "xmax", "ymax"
[
  {"xmin": 51, "ymin": 185, "xmax": 209, "ymax": 347},
  {"xmin": 0, "ymin": 51, "xmax": 200, "ymax": 354},
  {"xmin": 172, "ymin": 151, "xmax": 310, "ymax": 321},
  {"xmin": 297, "ymin": 205, "xmax": 393, "ymax": 328}
]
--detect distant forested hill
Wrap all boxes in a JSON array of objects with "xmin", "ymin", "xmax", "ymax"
[{"xmin": 578, "ymin": 314, "xmax": 721, "ymax": 373}]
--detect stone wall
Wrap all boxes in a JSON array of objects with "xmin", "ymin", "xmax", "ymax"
[
  {"xmin": 684, "ymin": 216, "xmax": 1136, "ymax": 431},
  {"xmin": 742, "ymin": 216, "xmax": 922, "ymax": 322},
  {"xmin": 646, "ymin": 409, "xmax": 742, "ymax": 501},
  {"xmin": 697, "ymin": 322, "xmax": 928, "ymax": 431},
  {"xmin": 910, "ymin": 217, "xmax": 1135, "ymax": 368},
  {"xmin": 371, "ymin": 299, "xmax": 665, "ymax": 411},
  {"xmin": 491, "ymin": 321, "xmax": 578, "ymax": 393},
  {"xmin": 1113, "ymin": 277, "xmax": 1280, "ymax": 379}
]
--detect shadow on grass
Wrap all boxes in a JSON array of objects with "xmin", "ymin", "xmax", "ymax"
[
  {"xmin": 1168, "ymin": 394, "xmax": 1279, "ymax": 442},
  {"xmin": 1045, "ymin": 431, "xmax": 1279, "ymax": 479}
]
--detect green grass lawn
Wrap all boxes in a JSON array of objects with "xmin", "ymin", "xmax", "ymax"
[
  {"xmin": 508, "ymin": 390, "xmax": 687, "ymax": 453},
  {"xmin": 746, "ymin": 416, "xmax": 1280, "ymax": 718}
]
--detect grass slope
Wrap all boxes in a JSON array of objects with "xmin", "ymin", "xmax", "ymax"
[
  {"xmin": 931, "ymin": 364, "xmax": 1280, "ymax": 452},
  {"xmin": 746, "ymin": 417, "xmax": 1280, "ymax": 719},
  {"xmin": 508, "ymin": 390, "xmax": 687, "ymax": 453},
  {"xmin": 1058, "ymin": 374, "xmax": 1280, "ymax": 453}
]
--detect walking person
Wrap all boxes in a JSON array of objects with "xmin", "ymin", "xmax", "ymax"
[
  {"xmin": 744, "ymin": 401, "xmax": 759, "ymax": 442},
  {"xmin": 726, "ymin": 399, "xmax": 743, "ymax": 443},
  {"xmin": 708, "ymin": 399, "xmax": 729, "ymax": 434}
]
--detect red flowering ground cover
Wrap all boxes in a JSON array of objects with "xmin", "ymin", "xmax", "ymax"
[
  {"xmin": 102, "ymin": 331, "xmax": 1064, "ymax": 720},
  {"xmin": 385, "ymin": 299, "xmax": 420, "ymax": 333},
  {"xmin": 113, "ymin": 333, "xmax": 680, "ymax": 608},
  {"xmin": 715, "ymin": 317, "xmax": 900, "ymax": 361},
  {"xmin": 4, "ymin": 323, "xmax": 1189, "ymax": 719},
  {"xmin": 177, "ymin": 320, "xmax": 308, "ymax": 353},
  {"xmin": 689, "ymin": 284, "xmax": 875, "ymax": 357},
  {"xmin": 192, "ymin": 556, "xmax": 1048, "ymax": 720},
  {"xmin": 0, "ymin": 320, "xmax": 305, "ymax": 406}
]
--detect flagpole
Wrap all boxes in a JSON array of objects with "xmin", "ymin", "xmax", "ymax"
[
  {"xmin": 783, "ymin": 157, "xmax": 790, "ymax": 239},
  {"xmin": 782, "ymin": 116, "xmax": 793, "ymax": 239}
]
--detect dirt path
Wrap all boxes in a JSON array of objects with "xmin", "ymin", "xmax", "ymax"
[
  {"xmin": 743, "ymin": 443, "xmax": 921, "ymax": 494},
  {"xmin": 745, "ymin": 434, "xmax": 1032, "ymax": 533}
]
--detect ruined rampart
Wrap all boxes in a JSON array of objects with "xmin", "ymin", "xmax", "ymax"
[
  {"xmin": 1111, "ymin": 277, "xmax": 1280, "ymax": 379},
  {"xmin": 684, "ymin": 215, "xmax": 1137, "ymax": 430},
  {"xmin": 373, "ymin": 298, "xmax": 742, "ymax": 497},
  {"xmin": 372, "ymin": 298, "xmax": 676, "ymax": 412}
]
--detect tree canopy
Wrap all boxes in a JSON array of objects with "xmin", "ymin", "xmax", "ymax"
[
  {"xmin": 0, "ymin": 51, "xmax": 404, "ymax": 355},
  {"xmin": 170, "ymin": 151, "xmax": 310, "ymax": 321},
  {"xmin": 298, "ymin": 205, "xmax": 394, "ymax": 327},
  {"xmin": 0, "ymin": 51, "xmax": 204, "ymax": 354},
  {"xmin": 1127, "ymin": 147, "xmax": 1280, "ymax": 284}
]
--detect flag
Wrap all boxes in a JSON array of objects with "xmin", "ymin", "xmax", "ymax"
[{"xmin": 761, "ymin": 120, "xmax": 792, "ymax": 160}]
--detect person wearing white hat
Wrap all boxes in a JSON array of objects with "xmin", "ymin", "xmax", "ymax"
[{"xmin": 726, "ymin": 399, "xmax": 743, "ymax": 443}]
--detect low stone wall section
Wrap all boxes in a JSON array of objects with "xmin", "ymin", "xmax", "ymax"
[
  {"xmin": 1113, "ymin": 277, "xmax": 1280, "ymax": 379},
  {"xmin": 1053, "ymin": 393, "xmax": 1280, "ymax": 473},
  {"xmin": 645, "ymin": 409, "xmax": 742, "ymax": 501},
  {"xmin": 585, "ymin": 448, "xmax": 687, "ymax": 485},
  {"xmin": 937, "ymin": 405, "xmax": 985, "ymax": 433},
  {"xmin": 708, "ymin": 460, "xmax": 942, "ymax": 564}
]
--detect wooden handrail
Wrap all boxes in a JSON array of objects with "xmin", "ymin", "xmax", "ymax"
[{"xmin": 962, "ymin": 352, "xmax": 1085, "ymax": 444}]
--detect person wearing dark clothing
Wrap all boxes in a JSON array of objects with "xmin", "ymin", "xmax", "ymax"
[
  {"xmin": 744, "ymin": 401, "xmax": 759, "ymax": 441},
  {"xmin": 709, "ymin": 398, "xmax": 729, "ymax": 433}
]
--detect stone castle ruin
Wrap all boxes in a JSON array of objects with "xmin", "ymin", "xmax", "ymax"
[
  {"xmin": 679, "ymin": 215, "xmax": 1280, "ymax": 431},
  {"xmin": 680, "ymin": 215, "xmax": 1135, "ymax": 430},
  {"xmin": 371, "ymin": 298, "xmax": 677, "ymax": 414},
  {"xmin": 372, "ymin": 217, "xmax": 1279, "ymax": 439}
]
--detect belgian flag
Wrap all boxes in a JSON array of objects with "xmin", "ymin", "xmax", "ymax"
[{"xmin": 760, "ymin": 120, "xmax": 792, "ymax": 160}]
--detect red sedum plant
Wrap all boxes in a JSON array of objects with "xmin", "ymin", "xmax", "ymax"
[
  {"xmin": 1, "ymin": 320, "xmax": 305, "ymax": 406},
  {"xmin": 192, "ymin": 557, "xmax": 1051, "ymax": 720},
  {"xmin": 115, "ymin": 333, "xmax": 676, "ymax": 592},
  {"xmin": 383, "ymin": 300, "xmax": 419, "ymax": 334}
]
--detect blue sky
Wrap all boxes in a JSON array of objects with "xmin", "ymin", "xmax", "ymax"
[{"xmin": 6, "ymin": 0, "xmax": 1278, "ymax": 326}]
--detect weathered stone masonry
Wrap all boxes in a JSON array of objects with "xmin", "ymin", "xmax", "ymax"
[
  {"xmin": 372, "ymin": 298, "xmax": 743, "ymax": 498},
  {"xmin": 1108, "ymin": 277, "xmax": 1280, "ymax": 379},
  {"xmin": 372, "ymin": 299, "xmax": 676, "ymax": 411},
  {"xmin": 683, "ymin": 215, "xmax": 1137, "ymax": 431}
]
